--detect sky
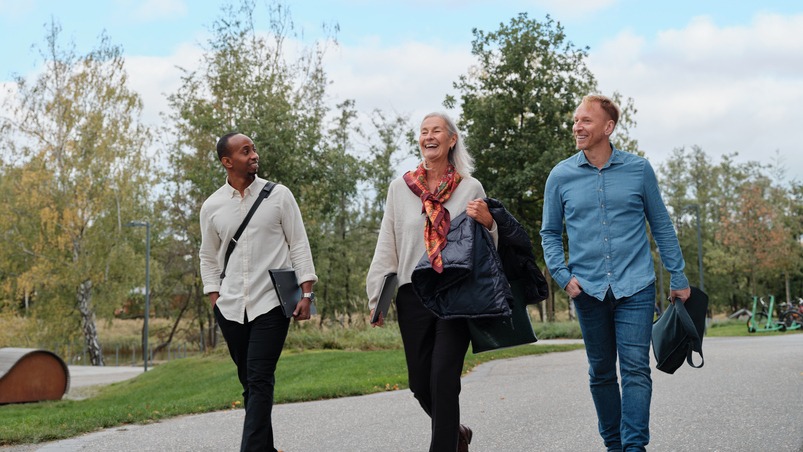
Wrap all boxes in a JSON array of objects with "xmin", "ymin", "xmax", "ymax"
[{"xmin": 1, "ymin": 0, "xmax": 801, "ymax": 182}]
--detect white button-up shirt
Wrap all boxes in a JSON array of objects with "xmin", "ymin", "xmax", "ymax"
[{"xmin": 200, "ymin": 177, "xmax": 317, "ymax": 323}]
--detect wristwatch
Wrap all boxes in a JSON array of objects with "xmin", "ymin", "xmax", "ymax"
[{"xmin": 302, "ymin": 292, "xmax": 315, "ymax": 302}]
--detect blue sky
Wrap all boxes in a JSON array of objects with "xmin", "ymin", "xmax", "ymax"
[{"xmin": 2, "ymin": 0, "xmax": 802, "ymax": 181}]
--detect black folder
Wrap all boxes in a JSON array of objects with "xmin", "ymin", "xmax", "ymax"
[
  {"xmin": 269, "ymin": 268, "xmax": 316, "ymax": 318},
  {"xmin": 370, "ymin": 273, "xmax": 398, "ymax": 323}
]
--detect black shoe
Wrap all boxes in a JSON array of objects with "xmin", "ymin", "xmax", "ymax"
[{"xmin": 458, "ymin": 424, "xmax": 473, "ymax": 452}]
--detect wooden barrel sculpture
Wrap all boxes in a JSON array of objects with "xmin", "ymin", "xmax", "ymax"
[{"xmin": 0, "ymin": 348, "xmax": 70, "ymax": 404}]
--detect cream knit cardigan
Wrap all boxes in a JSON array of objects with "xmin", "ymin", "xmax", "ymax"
[{"xmin": 366, "ymin": 173, "xmax": 498, "ymax": 310}]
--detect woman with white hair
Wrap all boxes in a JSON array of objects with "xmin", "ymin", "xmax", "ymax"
[{"xmin": 366, "ymin": 112, "xmax": 496, "ymax": 452}]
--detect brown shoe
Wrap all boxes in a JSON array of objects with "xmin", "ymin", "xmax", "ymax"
[{"xmin": 458, "ymin": 424, "xmax": 473, "ymax": 452}]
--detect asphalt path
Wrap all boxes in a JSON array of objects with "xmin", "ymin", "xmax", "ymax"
[{"xmin": 3, "ymin": 335, "xmax": 802, "ymax": 451}]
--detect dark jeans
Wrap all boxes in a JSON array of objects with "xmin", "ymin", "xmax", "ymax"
[
  {"xmin": 396, "ymin": 284, "xmax": 470, "ymax": 452},
  {"xmin": 215, "ymin": 305, "xmax": 290, "ymax": 452},
  {"xmin": 573, "ymin": 284, "xmax": 655, "ymax": 452}
]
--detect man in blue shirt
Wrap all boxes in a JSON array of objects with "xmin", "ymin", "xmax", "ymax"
[{"xmin": 541, "ymin": 94, "xmax": 690, "ymax": 451}]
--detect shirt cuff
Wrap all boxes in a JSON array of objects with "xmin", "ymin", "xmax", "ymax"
[{"xmin": 669, "ymin": 273, "xmax": 690, "ymax": 291}]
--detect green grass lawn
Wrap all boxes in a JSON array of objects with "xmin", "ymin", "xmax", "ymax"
[{"xmin": 0, "ymin": 342, "xmax": 582, "ymax": 445}]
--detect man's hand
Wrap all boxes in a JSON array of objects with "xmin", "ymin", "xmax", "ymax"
[
  {"xmin": 293, "ymin": 297, "xmax": 312, "ymax": 321},
  {"xmin": 564, "ymin": 277, "xmax": 583, "ymax": 299},
  {"xmin": 670, "ymin": 287, "xmax": 691, "ymax": 303},
  {"xmin": 209, "ymin": 292, "xmax": 220, "ymax": 307}
]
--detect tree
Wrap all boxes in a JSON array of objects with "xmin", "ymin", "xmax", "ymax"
[
  {"xmin": 313, "ymin": 100, "xmax": 365, "ymax": 325},
  {"xmin": 447, "ymin": 13, "xmax": 637, "ymax": 320},
  {"xmin": 0, "ymin": 22, "xmax": 153, "ymax": 364},
  {"xmin": 162, "ymin": 0, "xmax": 336, "ymax": 341},
  {"xmin": 657, "ymin": 146, "xmax": 802, "ymax": 313},
  {"xmin": 719, "ymin": 182, "xmax": 793, "ymax": 296}
]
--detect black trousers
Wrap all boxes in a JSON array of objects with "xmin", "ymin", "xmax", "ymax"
[
  {"xmin": 396, "ymin": 284, "xmax": 470, "ymax": 452},
  {"xmin": 215, "ymin": 305, "xmax": 290, "ymax": 452}
]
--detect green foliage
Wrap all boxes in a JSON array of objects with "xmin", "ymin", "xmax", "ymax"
[
  {"xmin": 161, "ymin": 0, "xmax": 341, "ymax": 345},
  {"xmin": 449, "ymin": 13, "xmax": 597, "ymax": 248},
  {"xmin": 532, "ymin": 320, "xmax": 583, "ymax": 339},
  {"xmin": 284, "ymin": 319, "xmax": 404, "ymax": 351},
  {"xmin": 0, "ymin": 21, "xmax": 154, "ymax": 362},
  {"xmin": 657, "ymin": 146, "xmax": 803, "ymax": 314}
]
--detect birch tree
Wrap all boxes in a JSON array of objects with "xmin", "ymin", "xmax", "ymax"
[{"xmin": 0, "ymin": 22, "xmax": 152, "ymax": 364}]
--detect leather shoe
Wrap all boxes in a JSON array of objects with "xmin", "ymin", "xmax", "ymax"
[{"xmin": 458, "ymin": 424, "xmax": 473, "ymax": 452}]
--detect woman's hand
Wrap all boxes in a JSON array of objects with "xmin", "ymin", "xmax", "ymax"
[
  {"xmin": 466, "ymin": 198, "xmax": 493, "ymax": 229},
  {"xmin": 370, "ymin": 308, "xmax": 385, "ymax": 327}
]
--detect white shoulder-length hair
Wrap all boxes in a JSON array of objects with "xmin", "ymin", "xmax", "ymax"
[{"xmin": 421, "ymin": 112, "xmax": 475, "ymax": 177}]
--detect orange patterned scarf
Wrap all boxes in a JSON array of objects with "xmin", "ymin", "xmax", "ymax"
[{"xmin": 403, "ymin": 162, "xmax": 462, "ymax": 273}]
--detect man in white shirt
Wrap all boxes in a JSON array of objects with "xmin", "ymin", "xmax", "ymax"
[{"xmin": 200, "ymin": 132, "xmax": 317, "ymax": 452}]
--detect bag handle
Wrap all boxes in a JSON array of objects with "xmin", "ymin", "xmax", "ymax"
[
  {"xmin": 220, "ymin": 182, "xmax": 276, "ymax": 280},
  {"xmin": 673, "ymin": 298, "xmax": 704, "ymax": 368}
]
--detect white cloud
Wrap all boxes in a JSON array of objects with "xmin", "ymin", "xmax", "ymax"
[
  {"xmin": 590, "ymin": 12, "xmax": 803, "ymax": 181},
  {"xmin": 132, "ymin": 0, "xmax": 187, "ymax": 21},
  {"xmin": 304, "ymin": 36, "xmax": 476, "ymax": 172},
  {"xmin": 125, "ymin": 41, "xmax": 203, "ymax": 127},
  {"xmin": 0, "ymin": 0, "xmax": 34, "ymax": 18},
  {"xmin": 323, "ymin": 36, "xmax": 473, "ymax": 126},
  {"xmin": 531, "ymin": 0, "xmax": 618, "ymax": 19}
]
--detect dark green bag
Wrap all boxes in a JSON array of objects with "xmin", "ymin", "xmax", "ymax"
[
  {"xmin": 467, "ymin": 279, "xmax": 537, "ymax": 353},
  {"xmin": 651, "ymin": 286, "xmax": 708, "ymax": 374}
]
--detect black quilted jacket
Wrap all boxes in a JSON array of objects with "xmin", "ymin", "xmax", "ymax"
[
  {"xmin": 485, "ymin": 197, "xmax": 549, "ymax": 305},
  {"xmin": 411, "ymin": 210, "xmax": 513, "ymax": 319},
  {"xmin": 410, "ymin": 199, "xmax": 548, "ymax": 319}
]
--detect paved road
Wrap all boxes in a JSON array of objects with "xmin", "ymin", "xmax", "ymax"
[{"xmin": 4, "ymin": 335, "xmax": 802, "ymax": 451}]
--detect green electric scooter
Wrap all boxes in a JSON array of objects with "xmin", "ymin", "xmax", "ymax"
[{"xmin": 747, "ymin": 295, "xmax": 786, "ymax": 333}]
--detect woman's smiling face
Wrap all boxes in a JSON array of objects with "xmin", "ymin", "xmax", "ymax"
[{"xmin": 419, "ymin": 116, "xmax": 456, "ymax": 165}]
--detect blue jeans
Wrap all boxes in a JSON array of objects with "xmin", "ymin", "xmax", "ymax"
[{"xmin": 573, "ymin": 284, "xmax": 655, "ymax": 452}]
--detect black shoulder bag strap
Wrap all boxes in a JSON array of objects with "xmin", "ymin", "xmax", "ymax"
[{"xmin": 220, "ymin": 181, "xmax": 276, "ymax": 280}]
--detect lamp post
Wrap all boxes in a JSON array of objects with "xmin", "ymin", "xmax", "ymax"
[
  {"xmin": 684, "ymin": 204, "xmax": 704, "ymax": 292},
  {"xmin": 126, "ymin": 221, "xmax": 150, "ymax": 371}
]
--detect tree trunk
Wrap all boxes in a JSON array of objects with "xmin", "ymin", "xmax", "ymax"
[
  {"xmin": 153, "ymin": 293, "xmax": 191, "ymax": 354},
  {"xmin": 785, "ymin": 272, "xmax": 791, "ymax": 305},
  {"xmin": 76, "ymin": 279, "xmax": 105, "ymax": 366}
]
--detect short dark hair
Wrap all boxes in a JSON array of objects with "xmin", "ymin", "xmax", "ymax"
[{"xmin": 216, "ymin": 132, "xmax": 241, "ymax": 161}]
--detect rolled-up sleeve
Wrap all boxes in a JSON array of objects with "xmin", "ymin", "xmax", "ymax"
[
  {"xmin": 199, "ymin": 202, "xmax": 223, "ymax": 295},
  {"xmin": 281, "ymin": 189, "xmax": 318, "ymax": 285}
]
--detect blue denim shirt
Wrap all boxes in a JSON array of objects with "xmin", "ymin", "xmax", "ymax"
[{"xmin": 540, "ymin": 147, "xmax": 689, "ymax": 301}]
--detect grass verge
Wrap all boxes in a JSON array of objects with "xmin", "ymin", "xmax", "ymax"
[{"xmin": 0, "ymin": 342, "xmax": 582, "ymax": 445}]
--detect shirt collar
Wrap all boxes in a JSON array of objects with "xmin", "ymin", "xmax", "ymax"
[
  {"xmin": 226, "ymin": 176, "xmax": 262, "ymax": 198},
  {"xmin": 574, "ymin": 143, "xmax": 623, "ymax": 169}
]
